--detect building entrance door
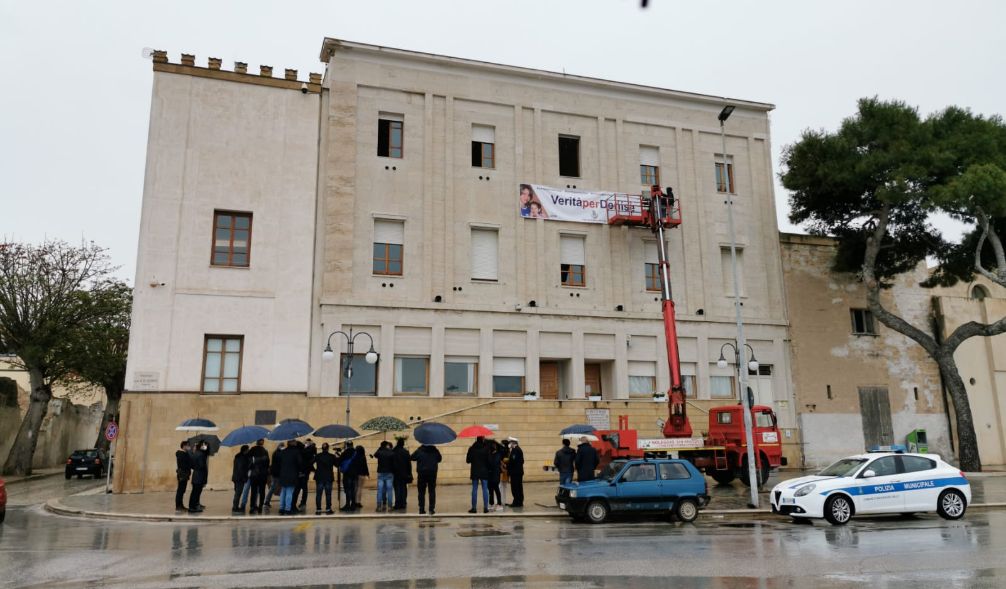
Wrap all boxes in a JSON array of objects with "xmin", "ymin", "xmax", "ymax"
[
  {"xmin": 858, "ymin": 387, "xmax": 894, "ymax": 448},
  {"xmin": 540, "ymin": 362, "xmax": 559, "ymax": 400},
  {"xmin": 585, "ymin": 364, "xmax": 602, "ymax": 398}
]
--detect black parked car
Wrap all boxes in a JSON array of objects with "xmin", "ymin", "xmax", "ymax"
[{"xmin": 65, "ymin": 449, "xmax": 106, "ymax": 479}]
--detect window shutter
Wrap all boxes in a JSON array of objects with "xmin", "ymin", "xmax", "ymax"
[
  {"xmin": 493, "ymin": 357, "xmax": 525, "ymax": 377},
  {"xmin": 560, "ymin": 235, "xmax": 585, "ymax": 265},
  {"xmin": 628, "ymin": 361, "xmax": 657, "ymax": 377},
  {"xmin": 471, "ymin": 229, "xmax": 498, "ymax": 280},
  {"xmin": 374, "ymin": 219, "xmax": 404, "ymax": 245},
  {"xmin": 379, "ymin": 112, "xmax": 404, "ymax": 122},
  {"xmin": 640, "ymin": 145, "xmax": 660, "ymax": 166},
  {"xmin": 472, "ymin": 125, "xmax": 495, "ymax": 143},
  {"xmin": 644, "ymin": 241, "xmax": 660, "ymax": 264}
]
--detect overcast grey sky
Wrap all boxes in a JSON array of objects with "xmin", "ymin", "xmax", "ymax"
[{"xmin": 2, "ymin": 0, "xmax": 1004, "ymax": 282}]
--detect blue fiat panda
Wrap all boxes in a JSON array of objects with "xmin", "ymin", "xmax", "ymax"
[{"xmin": 555, "ymin": 458, "xmax": 710, "ymax": 524}]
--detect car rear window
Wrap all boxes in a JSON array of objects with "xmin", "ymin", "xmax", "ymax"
[
  {"xmin": 74, "ymin": 450, "xmax": 98, "ymax": 457},
  {"xmin": 901, "ymin": 456, "xmax": 936, "ymax": 473},
  {"xmin": 659, "ymin": 463, "xmax": 691, "ymax": 480}
]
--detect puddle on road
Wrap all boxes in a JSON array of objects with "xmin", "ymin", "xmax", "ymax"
[{"xmin": 456, "ymin": 529, "xmax": 511, "ymax": 537}]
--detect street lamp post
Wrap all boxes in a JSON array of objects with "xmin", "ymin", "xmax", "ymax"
[
  {"xmin": 718, "ymin": 104, "xmax": 760, "ymax": 509},
  {"xmin": 322, "ymin": 326, "xmax": 379, "ymax": 427}
]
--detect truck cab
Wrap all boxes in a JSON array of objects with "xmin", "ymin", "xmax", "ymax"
[{"xmin": 703, "ymin": 404, "xmax": 785, "ymax": 485}]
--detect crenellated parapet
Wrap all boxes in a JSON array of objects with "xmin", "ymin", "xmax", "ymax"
[{"xmin": 150, "ymin": 50, "xmax": 323, "ymax": 94}]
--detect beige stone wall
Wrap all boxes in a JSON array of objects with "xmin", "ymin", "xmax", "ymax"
[
  {"xmin": 114, "ymin": 391, "xmax": 797, "ymax": 492},
  {"xmin": 780, "ymin": 234, "xmax": 951, "ymax": 466}
]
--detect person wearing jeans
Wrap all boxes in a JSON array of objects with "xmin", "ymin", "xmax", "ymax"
[
  {"xmin": 275, "ymin": 442, "xmax": 301, "ymax": 516},
  {"xmin": 465, "ymin": 437, "xmax": 491, "ymax": 513},
  {"xmin": 313, "ymin": 443, "xmax": 337, "ymax": 515},
  {"xmin": 374, "ymin": 441, "xmax": 396, "ymax": 512},
  {"xmin": 554, "ymin": 438, "xmax": 576, "ymax": 487}
]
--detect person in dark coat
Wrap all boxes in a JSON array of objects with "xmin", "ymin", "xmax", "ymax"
[
  {"xmin": 231, "ymin": 445, "xmax": 251, "ymax": 513},
  {"xmin": 506, "ymin": 437, "xmax": 525, "ymax": 507},
  {"xmin": 293, "ymin": 440, "xmax": 316, "ymax": 511},
  {"xmin": 353, "ymin": 446, "xmax": 370, "ymax": 509},
  {"xmin": 411, "ymin": 444, "xmax": 442, "ymax": 515},
  {"xmin": 466, "ymin": 437, "xmax": 491, "ymax": 513},
  {"xmin": 247, "ymin": 439, "xmax": 270, "ymax": 514},
  {"xmin": 487, "ymin": 441, "xmax": 503, "ymax": 510},
  {"xmin": 264, "ymin": 442, "xmax": 284, "ymax": 510},
  {"xmin": 276, "ymin": 441, "xmax": 303, "ymax": 515},
  {"xmin": 313, "ymin": 442, "xmax": 337, "ymax": 515},
  {"xmin": 554, "ymin": 438, "xmax": 576, "ymax": 486},
  {"xmin": 392, "ymin": 438, "xmax": 413, "ymax": 511},
  {"xmin": 373, "ymin": 441, "xmax": 396, "ymax": 512},
  {"xmin": 575, "ymin": 437, "xmax": 600, "ymax": 482},
  {"xmin": 175, "ymin": 440, "xmax": 192, "ymax": 511},
  {"xmin": 339, "ymin": 442, "xmax": 357, "ymax": 511},
  {"xmin": 188, "ymin": 441, "xmax": 209, "ymax": 513}
]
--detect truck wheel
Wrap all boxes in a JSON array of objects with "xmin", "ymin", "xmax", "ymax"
[
  {"xmin": 937, "ymin": 489, "xmax": 967, "ymax": 520},
  {"xmin": 739, "ymin": 456, "xmax": 771, "ymax": 488},
  {"xmin": 586, "ymin": 500, "xmax": 609, "ymax": 524},
  {"xmin": 675, "ymin": 499, "xmax": 699, "ymax": 523},
  {"xmin": 823, "ymin": 495, "xmax": 853, "ymax": 525},
  {"xmin": 710, "ymin": 469, "xmax": 735, "ymax": 485}
]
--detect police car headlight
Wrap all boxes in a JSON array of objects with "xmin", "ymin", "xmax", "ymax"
[
  {"xmin": 794, "ymin": 484, "xmax": 816, "ymax": 497},
  {"xmin": 569, "ymin": 490, "xmax": 577, "ymax": 498}
]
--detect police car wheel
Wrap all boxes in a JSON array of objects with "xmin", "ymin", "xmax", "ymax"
[
  {"xmin": 937, "ymin": 489, "xmax": 966, "ymax": 520},
  {"xmin": 586, "ymin": 500, "xmax": 609, "ymax": 524},
  {"xmin": 675, "ymin": 499, "xmax": 699, "ymax": 523},
  {"xmin": 824, "ymin": 495, "xmax": 853, "ymax": 525}
]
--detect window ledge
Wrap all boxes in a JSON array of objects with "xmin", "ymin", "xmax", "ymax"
[
  {"xmin": 372, "ymin": 274, "xmax": 403, "ymax": 279},
  {"xmin": 209, "ymin": 265, "xmax": 250, "ymax": 270},
  {"xmin": 470, "ymin": 278, "xmax": 499, "ymax": 284},
  {"xmin": 852, "ymin": 332, "xmax": 879, "ymax": 337}
]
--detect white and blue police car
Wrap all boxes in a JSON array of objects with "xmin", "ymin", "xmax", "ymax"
[{"xmin": 770, "ymin": 451, "xmax": 971, "ymax": 525}]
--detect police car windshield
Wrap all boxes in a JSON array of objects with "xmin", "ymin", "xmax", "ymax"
[{"xmin": 818, "ymin": 458, "xmax": 868, "ymax": 477}]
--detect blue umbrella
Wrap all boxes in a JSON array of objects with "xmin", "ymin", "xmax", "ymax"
[
  {"xmin": 266, "ymin": 419, "xmax": 314, "ymax": 441},
  {"xmin": 176, "ymin": 418, "xmax": 218, "ymax": 432},
  {"xmin": 413, "ymin": 422, "xmax": 457, "ymax": 446},
  {"xmin": 313, "ymin": 424, "xmax": 360, "ymax": 439},
  {"xmin": 560, "ymin": 424, "xmax": 596, "ymax": 436},
  {"xmin": 221, "ymin": 425, "xmax": 271, "ymax": 447}
]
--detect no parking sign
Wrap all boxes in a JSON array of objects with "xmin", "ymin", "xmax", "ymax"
[{"xmin": 105, "ymin": 421, "xmax": 118, "ymax": 442}]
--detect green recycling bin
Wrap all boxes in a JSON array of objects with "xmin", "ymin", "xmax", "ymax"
[{"xmin": 907, "ymin": 429, "xmax": 928, "ymax": 453}]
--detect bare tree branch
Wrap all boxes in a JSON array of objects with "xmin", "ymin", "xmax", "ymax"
[{"xmin": 975, "ymin": 208, "xmax": 1006, "ymax": 287}]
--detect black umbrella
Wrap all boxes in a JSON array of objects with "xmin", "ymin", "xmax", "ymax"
[
  {"xmin": 187, "ymin": 434, "xmax": 221, "ymax": 455},
  {"xmin": 413, "ymin": 422, "xmax": 457, "ymax": 446},
  {"xmin": 560, "ymin": 424, "xmax": 597, "ymax": 436},
  {"xmin": 313, "ymin": 424, "xmax": 360, "ymax": 439}
]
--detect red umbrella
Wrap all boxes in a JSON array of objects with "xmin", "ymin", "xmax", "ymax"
[{"xmin": 458, "ymin": 425, "xmax": 494, "ymax": 438}]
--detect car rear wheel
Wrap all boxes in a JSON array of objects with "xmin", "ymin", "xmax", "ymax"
[
  {"xmin": 675, "ymin": 499, "xmax": 699, "ymax": 523},
  {"xmin": 937, "ymin": 489, "xmax": 967, "ymax": 520},
  {"xmin": 824, "ymin": 495, "xmax": 853, "ymax": 526},
  {"xmin": 64, "ymin": 471, "xmax": 72, "ymax": 480},
  {"xmin": 585, "ymin": 500, "xmax": 609, "ymax": 524}
]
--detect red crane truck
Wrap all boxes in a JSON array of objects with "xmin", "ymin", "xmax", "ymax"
[{"xmin": 598, "ymin": 186, "xmax": 786, "ymax": 487}]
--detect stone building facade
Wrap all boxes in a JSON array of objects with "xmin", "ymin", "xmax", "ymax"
[{"xmin": 119, "ymin": 39, "xmax": 798, "ymax": 492}]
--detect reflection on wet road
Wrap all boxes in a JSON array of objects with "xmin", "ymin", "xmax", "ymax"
[{"xmin": 2, "ymin": 503, "xmax": 1006, "ymax": 588}]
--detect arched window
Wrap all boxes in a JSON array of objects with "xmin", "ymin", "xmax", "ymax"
[{"xmin": 971, "ymin": 285, "xmax": 990, "ymax": 301}]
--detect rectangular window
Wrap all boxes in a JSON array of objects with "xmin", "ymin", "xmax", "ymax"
[
  {"xmin": 850, "ymin": 309, "xmax": 877, "ymax": 335},
  {"xmin": 628, "ymin": 361, "xmax": 657, "ymax": 397},
  {"xmin": 470, "ymin": 228, "xmax": 499, "ymax": 281},
  {"xmin": 748, "ymin": 364, "xmax": 773, "ymax": 376},
  {"xmin": 715, "ymin": 156, "xmax": 735, "ymax": 193},
  {"xmin": 341, "ymin": 353, "xmax": 378, "ymax": 395},
  {"xmin": 373, "ymin": 219, "xmax": 404, "ymax": 276},
  {"xmin": 558, "ymin": 135, "xmax": 580, "ymax": 177},
  {"xmin": 493, "ymin": 357, "xmax": 525, "ymax": 396},
  {"xmin": 444, "ymin": 357, "xmax": 478, "ymax": 395},
  {"xmin": 640, "ymin": 145, "xmax": 660, "ymax": 185},
  {"xmin": 720, "ymin": 247, "xmax": 745, "ymax": 296},
  {"xmin": 394, "ymin": 356, "xmax": 429, "ymax": 395},
  {"xmin": 560, "ymin": 234, "xmax": 586, "ymax": 287},
  {"xmin": 644, "ymin": 241, "xmax": 662, "ymax": 291},
  {"xmin": 682, "ymin": 374, "xmax": 696, "ymax": 398},
  {"xmin": 202, "ymin": 335, "xmax": 243, "ymax": 393},
  {"xmin": 710, "ymin": 375, "xmax": 735, "ymax": 399},
  {"xmin": 211, "ymin": 211, "xmax": 252, "ymax": 267},
  {"xmin": 377, "ymin": 115, "xmax": 403, "ymax": 158},
  {"xmin": 471, "ymin": 125, "xmax": 495, "ymax": 168}
]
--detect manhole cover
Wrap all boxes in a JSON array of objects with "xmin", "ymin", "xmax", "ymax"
[{"xmin": 457, "ymin": 529, "xmax": 511, "ymax": 537}]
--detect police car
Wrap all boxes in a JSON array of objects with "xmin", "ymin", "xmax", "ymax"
[{"xmin": 770, "ymin": 451, "xmax": 970, "ymax": 525}]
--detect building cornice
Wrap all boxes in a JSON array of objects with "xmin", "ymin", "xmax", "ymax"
[
  {"xmin": 151, "ymin": 50, "xmax": 323, "ymax": 94},
  {"xmin": 319, "ymin": 38, "xmax": 774, "ymax": 112}
]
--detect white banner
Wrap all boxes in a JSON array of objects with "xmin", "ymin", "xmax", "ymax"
[
  {"xmin": 638, "ymin": 437, "xmax": 707, "ymax": 450},
  {"xmin": 518, "ymin": 184, "xmax": 641, "ymax": 224}
]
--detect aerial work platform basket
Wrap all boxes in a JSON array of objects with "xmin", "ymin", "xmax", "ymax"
[{"xmin": 604, "ymin": 188, "xmax": 682, "ymax": 229}]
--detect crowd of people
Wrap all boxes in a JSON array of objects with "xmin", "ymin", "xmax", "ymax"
[{"xmin": 172, "ymin": 434, "xmax": 601, "ymax": 516}]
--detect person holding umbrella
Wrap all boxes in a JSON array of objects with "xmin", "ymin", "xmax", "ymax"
[
  {"xmin": 174, "ymin": 440, "xmax": 193, "ymax": 512},
  {"xmin": 231, "ymin": 445, "xmax": 251, "ymax": 513},
  {"xmin": 247, "ymin": 439, "xmax": 270, "ymax": 514},
  {"xmin": 373, "ymin": 441, "xmax": 396, "ymax": 512},
  {"xmin": 411, "ymin": 442, "xmax": 442, "ymax": 515},
  {"xmin": 466, "ymin": 436, "xmax": 491, "ymax": 513},
  {"xmin": 392, "ymin": 437, "xmax": 413, "ymax": 511},
  {"xmin": 275, "ymin": 441, "xmax": 302, "ymax": 515},
  {"xmin": 188, "ymin": 440, "xmax": 210, "ymax": 513},
  {"xmin": 313, "ymin": 442, "xmax": 337, "ymax": 515},
  {"xmin": 575, "ymin": 436, "xmax": 600, "ymax": 482},
  {"xmin": 264, "ymin": 442, "xmax": 284, "ymax": 510}
]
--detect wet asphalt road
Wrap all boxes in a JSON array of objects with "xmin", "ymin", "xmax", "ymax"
[{"xmin": 4, "ymin": 484, "xmax": 1006, "ymax": 589}]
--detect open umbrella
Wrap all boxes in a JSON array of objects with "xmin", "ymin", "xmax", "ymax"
[
  {"xmin": 313, "ymin": 424, "xmax": 360, "ymax": 439},
  {"xmin": 560, "ymin": 424, "xmax": 596, "ymax": 436},
  {"xmin": 562, "ymin": 432, "xmax": 599, "ymax": 443},
  {"xmin": 458, "ymin": 425, "xmax": 494, "ymax": 438},
  {"xmin": 413, "ymin": 422, "xmax": 457, "ymax": 446},
  {"xmin": 176, "ymin": 418, "xmax": 218, "ymax": 432},
  {"xmin": 360, "ymin": 416, "xmax": 409, "ymax": 440},
  {"xmin": 188, "ymin": 434, "xmax": 222, "ymax": 455},
  {"xmin": 266, "ymin": 419, "xmax": 314, "ymax": 441},
  {"xmin": 221, "ymin": 425, "xmax": 271, "ymax": 447}
]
